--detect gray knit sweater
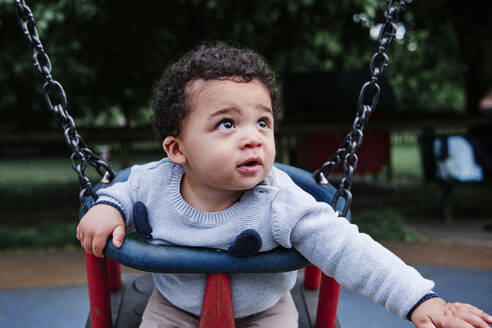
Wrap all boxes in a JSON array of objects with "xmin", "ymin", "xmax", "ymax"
[{"xmin": 96, "ymin": 158, "xmax": 434, "ymax": 319}]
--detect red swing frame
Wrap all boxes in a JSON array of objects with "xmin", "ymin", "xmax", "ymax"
[{"xmin": 85, "ymin": 254, "xmax": 341, "ymax": 328}]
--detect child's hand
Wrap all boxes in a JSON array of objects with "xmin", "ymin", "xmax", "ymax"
[
  {"xmin": 410, "ymin": 297, "xmax": 492, "ymax": 328},
  {"xmin": 76, "ymin": 204, "xmax": 125, "ymax": 258}
]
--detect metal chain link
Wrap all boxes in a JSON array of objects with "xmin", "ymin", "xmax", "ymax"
[
  {"xmin": 14, "ymin": 0, "xmax": 115, "ymax": 213},
  {"xmin": 313, "ymin": 0, "xmax": 410, "ymax": 217}
]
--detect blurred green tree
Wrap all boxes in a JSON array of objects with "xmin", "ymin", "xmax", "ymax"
[{"xmin": 1, "ymin": 0, "xmax": 491, "ymax": 133}]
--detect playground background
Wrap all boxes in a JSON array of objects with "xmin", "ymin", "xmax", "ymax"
[{"xmin": 1, "ymin": 1, "xmax": 492, "ymax": 327}]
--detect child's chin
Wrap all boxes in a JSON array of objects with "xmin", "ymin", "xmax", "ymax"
[
  {"xmin": 230, "ymin": 173, "xmax": 268, "ymax": 190},
  {"xmin": 242, "ymin": 179, "xmax": 266, "ymax": 190}
]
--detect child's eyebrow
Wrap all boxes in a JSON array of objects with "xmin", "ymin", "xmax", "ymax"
[
  {"xmin": 209, "ymin": 107, "xmax": 240, "ymax": 119},
  {"xmin": 208, "ymin": 105, "xmax": 272, "ymax": 119},
  {"xmin": 256, "ymin": 104, "xmax": 273, "ymax": 114}
]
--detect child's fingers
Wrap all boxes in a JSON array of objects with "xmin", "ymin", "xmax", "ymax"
[
  {"xmin": 112, "ymin": 225, "xmax": 125, "ymax": 248},
  {"xmin": 452, "ymin": 303, "xmax": 492, "ymax": 327},
  {"xmin": 455, "ymin": 312, "xmax": 491, "ymax": 328},
  {"xmin": 414, "ymin": 321, "xmax": 436, "ymax": 328},
  {"xmin": 76, "ymin": 227, "xmax": 83, "ymax": 242},
  {"xmin": 466, "ymin": 306, "xmax": 492, "ymax": 325},
  {"xmin": 92, "ymin": 235, "xmax": 107, "ymax": 258},
  {"xmin": 458, "ymin": 303, "xmax": 487, "ymax": 316},
  {"xmin": 465, "ymin": 304, "xmax": 492, "ymax": 323},
  {"xmin": 442, "ymin": 316, "xmax": 477, "ymax": 328},
  {"xmin": 479, "ymin": 311, "xmax": 492, "ymax": 324},
  {"xmin": 81, "ymin": 235, "xmax": 93, "ymax": 255}
]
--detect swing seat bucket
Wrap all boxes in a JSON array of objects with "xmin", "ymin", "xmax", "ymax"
[{"xmin": 82, "ymin": 163, "xmax": 349, "ymax": 328}]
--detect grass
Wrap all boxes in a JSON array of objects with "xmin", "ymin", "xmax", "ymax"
[
  {"xmin": 0, "ymin": 222, "xmax": 79, "ymax": 250},
  {"xmin": 351, "ymin": 208, "xmax": 423, "ymax": 242},
  {"xmin": 0, "ymin": 157, "xmax": 96, "ymax": 186},
  {"xmin": 0, "ymin": 153, "xmax": 161, "ymax": 188},
  {"xmin": 391, "ymin": 143, "xmax": 423, "ymax": 181}
]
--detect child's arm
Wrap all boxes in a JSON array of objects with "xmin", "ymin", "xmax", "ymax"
[
  {"xmin": 410, "ymin": 297, "xmax": 492, "ymax": 328},
  {"xmin": 76, "ymin": 203, "xmax": 126, "ymax": 258}
]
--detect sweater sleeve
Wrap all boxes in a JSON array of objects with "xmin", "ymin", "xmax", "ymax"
[
  {"xmin": 270, "ymin": 184, "xmax": 434, "ymax": 319},
  {"xmin": 95, "ymin": 166, "xmax": 140, "ymax": 226}
]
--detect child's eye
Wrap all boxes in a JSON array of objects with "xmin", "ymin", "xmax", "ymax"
[
  {"xmin": 257, "ymin": 118, "xmax": 270, "ymax": 129},
  {"xmin": 218, "ymin": 119, "xmax": 234, "ymax": 130}
]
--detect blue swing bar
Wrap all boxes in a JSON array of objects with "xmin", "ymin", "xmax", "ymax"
[{"xmin": 84, "ymin": 163, "xmax": 349, "ymax": 328}]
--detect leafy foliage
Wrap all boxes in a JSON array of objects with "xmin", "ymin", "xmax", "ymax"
[{"xmin": 2, "ymin": 0, "xmax": 491, "ymax": 133}]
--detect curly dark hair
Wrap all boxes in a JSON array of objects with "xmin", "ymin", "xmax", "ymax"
[{"xmin": 152, "ymin": 42, "xmax": 283, "ymax": 140}]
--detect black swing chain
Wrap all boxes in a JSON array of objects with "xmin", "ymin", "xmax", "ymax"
[
  {"xmin": 313, "ymin": 0, "xmax": 410, "ymax": 218},
  {"xmin": 14, "ymin": 0, "xmax": 116, "ymax": 213}
]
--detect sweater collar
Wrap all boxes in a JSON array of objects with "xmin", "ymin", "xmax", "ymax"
[{"xmin": 168, "ymin": 164, "xmax": 244, "ymax": 224}]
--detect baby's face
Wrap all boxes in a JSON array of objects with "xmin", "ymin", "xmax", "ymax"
[{"xmin": 177, "ymin": 78, "xmax": 275, "ymax": 193}]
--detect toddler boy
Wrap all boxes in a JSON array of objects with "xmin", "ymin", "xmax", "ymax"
[{"xmin": 77, "ymin": 42, "xmax": 492, "ymax": 328}]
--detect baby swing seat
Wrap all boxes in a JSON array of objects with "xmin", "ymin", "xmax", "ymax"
[{"xmin": 83, "ymin": 163, "xmax": 348, "ymax": 328}]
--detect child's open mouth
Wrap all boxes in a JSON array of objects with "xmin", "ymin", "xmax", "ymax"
[{"xmin": 237, "ymin": 158, "xmax": 262, "ymax": 173}]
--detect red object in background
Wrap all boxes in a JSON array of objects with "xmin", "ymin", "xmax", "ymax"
[
  {"xmin": 315, "ymin": 275, "xmax": 341, "ymax": 328},
  {"xmin": 295, "ymin": 130, "xmax": 390, "ymax": 174},
  {"xmin": 85, "ymin": 252, "xmax": 112, "ymax": 328},
  {"xmin": 199, "ymin": 273, "xmax": 235, "ymax": 328}
]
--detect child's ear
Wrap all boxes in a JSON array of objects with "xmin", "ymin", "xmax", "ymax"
[{"xmin": 163, "ymin": 136, "xmax": 186, "ymax": 165}]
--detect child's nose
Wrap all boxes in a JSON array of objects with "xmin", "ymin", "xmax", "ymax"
[
  {"xmin": 240, "ymin": 130, "xmax": 262, "ymax": 149},
  {"xmin": 242, "ymin": 139, "xmax": 262, "ymax": 149}
]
